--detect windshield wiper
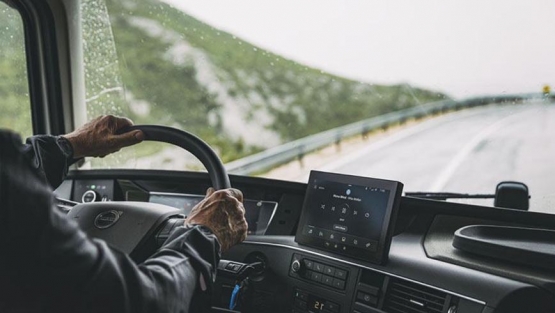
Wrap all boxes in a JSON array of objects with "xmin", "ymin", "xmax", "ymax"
[
  {"xmin": 405, "ymin": 192, "xmax": 495, "ymax": 201},
  {"xmin": 406, "ymin": 182, "xmax": 531, "ymax": 211}
]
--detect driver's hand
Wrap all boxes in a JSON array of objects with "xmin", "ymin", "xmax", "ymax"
[
  {"xmin": 62, "ymin": 115, "xmax": 145, "ymax": 158},
  {"xmin": 186, "ymin": 188, "xmax": 248, "ymax": 253}
]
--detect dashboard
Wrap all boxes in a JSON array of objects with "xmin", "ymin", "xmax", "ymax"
[
  {"xmin": 148, "ymin": 192, "xmax": 277, "ymax": 235},
  {"xmin": 55, "ymin": 169, "xmax": 555, "ymax": 313}
]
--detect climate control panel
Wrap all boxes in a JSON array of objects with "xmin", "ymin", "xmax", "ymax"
[
  {"xmin": 289, "ymin": 254, "xmax": 349, "ymax": 291},
  {"xmin": 292, "ymin": 288, "xmax": 341, "ymax": 313}
]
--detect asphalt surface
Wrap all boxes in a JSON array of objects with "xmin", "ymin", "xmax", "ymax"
[{"xmin": 316, "ymin": 102, "xmax": 555, "ymax": 213}]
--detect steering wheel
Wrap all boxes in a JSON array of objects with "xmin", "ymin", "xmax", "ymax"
[{"xmin": 67, "ymin": 125, "xmax": 230, "ymax": 261}]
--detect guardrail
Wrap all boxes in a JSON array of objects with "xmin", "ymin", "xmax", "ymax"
[{"xmin": 225, "ymin": 93, "xmax": 542, "ymax": 175}]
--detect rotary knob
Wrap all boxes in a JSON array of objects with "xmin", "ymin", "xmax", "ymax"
[
  {"xmin": 82, "ymin": 190, "xmax": 99, "ymax": 203},
  {"xmin": 291, "ymin": 260, "xmax": 303, "ymax": 273}
]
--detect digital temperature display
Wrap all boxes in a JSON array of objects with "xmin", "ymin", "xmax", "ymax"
[{"xmin": 307, "ymin": 294, "xmax": 327, "ymax": 313}]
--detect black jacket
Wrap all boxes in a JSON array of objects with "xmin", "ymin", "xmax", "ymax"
[{"xmin": 0, "ymin": 131, "xmax": 220, "ymax": 313}]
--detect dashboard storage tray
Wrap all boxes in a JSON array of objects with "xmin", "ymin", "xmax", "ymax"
[{"xmin": 453, "ymin": 225, "xmax": 555, "ymax": 270}]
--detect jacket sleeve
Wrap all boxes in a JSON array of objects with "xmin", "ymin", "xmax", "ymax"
[
  {"xmin": 0, "ymin": 130, "xmax": 220, "ymax": 313},
  {"xmin": 21, "ymin": 135, "xmax": 77, "ymax": 188}
]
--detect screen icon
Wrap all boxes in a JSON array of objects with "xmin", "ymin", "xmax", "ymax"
[{"xmin": 333, "ymin": 224, "xmax": 348, "ymax": 232}]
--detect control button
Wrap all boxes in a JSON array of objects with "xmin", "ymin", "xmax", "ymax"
[
  {"xmin": 323, "ymin": 266, "xmax": 335, "ymax": 276},
  {"xmin": 325, "ymin": 301, "xmax": 340, "ymax": 313},
  {"xmin": 339, "ymin": 204, "xmax": 349, "ymax": 216},
  {"xmin": 225, "ymin": 262, "xmax": 242, "ymax": 272},
  {"xmin": 332, "ymin": 278, "xmax": 346, "ymax": 290},
  {"xmin": 304, "ymin": 259, "xmax": 314, "ymax": 270},
  {"xmin": 82, "ymin": 190, "xmax": 98, "ymax": 203},
  {"xmin": 363, "ymin": 241, "xmax": 378, "ymax": 252},
  {"xmin": 332, "ymin": 224, "xmax": 348, "ymax": 232},
  {"xmin": 303, "ymin": 270, "xmax": 313, "ymax": 279},
  {"xmin": 353, "ymin": 302, "xmax": 379, "ymax": 313},
  {"xmin": 294, "ymin": 299, "xmax": 307, "ymax": 310},
  {"xmin": 357, "ymin": 292, "xmax": 378, "ymax": 306},
  {"xmin": 225, "ymin": 263, "xmax": 235, "ymax": 270},
  {"xmin": 324, "ymin": 241, "xmax": 331, "ymax": 248},
  {"xmin": 294, "ymin": 290, "xmax": 308, "ymax": 301},
  {"xmin": 322, "ymin": 275, "xmax": 334, "ymax": 286},
  {"xmin": 311, "ymin": 272, "xmax": 323, "ymax": 282},
  {"xmin": 306, "ymin": 227, "xmax": 315, "ymax": 236},
  {"xmin": 334, "ymin": 269, "xmax": 347, "ymax": 279},
  {"xmin": 313, "ymin": 262, "xmax": 325, "ymax": 273},
  {"xmin": 357, "ymin": 283, "xmax": 379, "ymax": 296},
  {"xmin": 291, "ymin": 260, "xmax": 302, "ymax": 273}
]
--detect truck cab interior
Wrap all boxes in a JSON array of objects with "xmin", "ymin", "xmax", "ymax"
[{"xmin": 2, "ymin": 0, "xmax": 555, "ymax": 312}]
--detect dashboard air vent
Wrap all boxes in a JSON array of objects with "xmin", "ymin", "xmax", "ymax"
[{"xmin": 383, "ymin": 278, "xmax": 447, "ymax": 313}]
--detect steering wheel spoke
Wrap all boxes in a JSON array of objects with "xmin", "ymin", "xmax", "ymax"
[{"xmin": 68, "ymin": 125, "xmax": 231, "ymax": 261}]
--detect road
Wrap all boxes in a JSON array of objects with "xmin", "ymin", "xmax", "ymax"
[{"xmin": 312, "ymin": 102, "xmax": 555, "ymax": 213}]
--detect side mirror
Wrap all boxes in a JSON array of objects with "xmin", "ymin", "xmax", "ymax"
[{"xmin": 494, "ymin": 181, "xmax": 529, "ymax": 210}]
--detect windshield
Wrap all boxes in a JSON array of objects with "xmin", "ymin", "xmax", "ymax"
[{"xmin": 80, "ymin": 0, "xmax": 554, "ymax": 212}]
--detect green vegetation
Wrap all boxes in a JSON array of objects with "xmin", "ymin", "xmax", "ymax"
[
  {"xmin": 101, "ymin": 0, "xmax": 448, "ymax": 149},
  {"xmin": 0, "ymin": 4, "xmax": 32, "ymax": 139},
  {"xmin": 1, "ymin": 0, "xmax": 449, "ymax": 166}
]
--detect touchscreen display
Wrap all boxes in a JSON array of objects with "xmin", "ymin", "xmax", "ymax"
[{"xmin": 295, "ymin": 171, "xmax": 403, "ymax": 264}]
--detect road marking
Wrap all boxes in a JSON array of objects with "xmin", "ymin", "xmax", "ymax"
[
  {"xmin": 317, "ymin": 105, "xmax": 510, "ymax": 175},
  {"xmin": 428, "ymin": 109, "xmax": 531, "ymax": 191}
]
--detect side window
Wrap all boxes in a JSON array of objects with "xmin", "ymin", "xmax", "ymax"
[{"xmin": 0, "ymin": 2, "xmax": 32, "ymax": 139}]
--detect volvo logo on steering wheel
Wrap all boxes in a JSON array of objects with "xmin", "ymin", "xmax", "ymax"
[{"xmin": 94, "ymin": 210, "xmax": 122, "ymax": 229}]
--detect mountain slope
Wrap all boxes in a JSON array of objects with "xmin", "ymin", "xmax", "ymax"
[
  {"xmin": 101, "ymin": 0, "xmax": 448, "ymax": 161},
  {"xmin": 1, "ymin": 0, "xmax": 449, "ymax": 165}
]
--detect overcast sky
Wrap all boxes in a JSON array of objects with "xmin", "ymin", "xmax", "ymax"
[{"xmin": 163, "ymin": 0, "xmax": 555, "ymax": 98}]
